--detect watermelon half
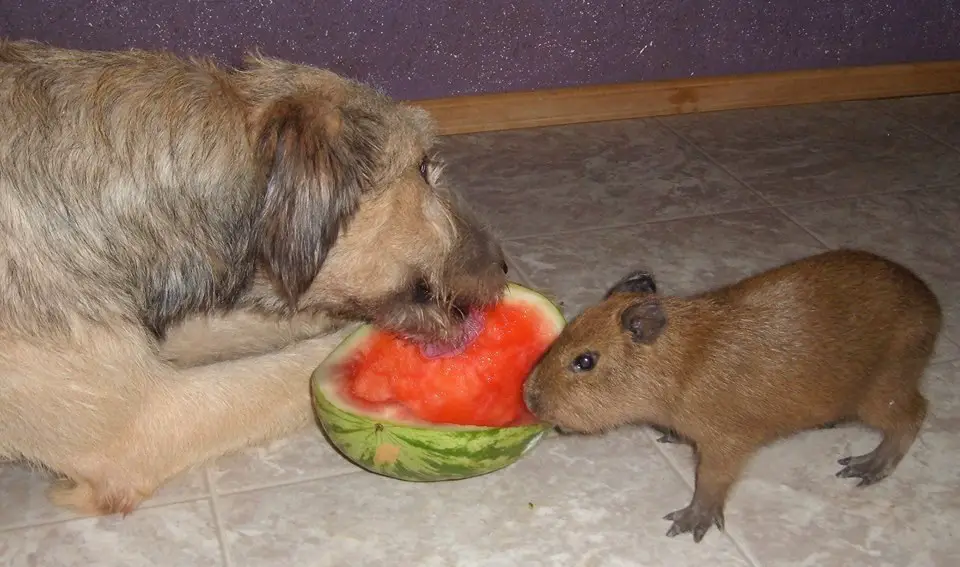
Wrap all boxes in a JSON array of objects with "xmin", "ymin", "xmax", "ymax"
[{"xmin": 310, "ymin": 282, "xmax": 566, "ymax": 482}]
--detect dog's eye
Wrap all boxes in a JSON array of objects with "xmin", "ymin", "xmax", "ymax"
[
  {"xmin": 418, "ymin": 155, "xmax": 430, "ymax": 182},
  {"xmin": 571, "ymin": 352, "xmax": 598, "ymax": 372},
  {"xmin": 412, "ymin": 279, "xmax": 432, "ymax": 304}
]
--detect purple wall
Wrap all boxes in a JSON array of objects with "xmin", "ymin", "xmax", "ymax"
[{"xmin": 2, "ymin": 1, "xmax": 958, "ymax": 101}]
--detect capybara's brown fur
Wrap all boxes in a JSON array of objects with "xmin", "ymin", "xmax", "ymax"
[{"xmin": 523, "ymin": 249, "xmax": 941, "ymax": 542}]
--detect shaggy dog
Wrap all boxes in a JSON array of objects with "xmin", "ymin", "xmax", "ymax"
[{"xmin": 0, "ymin": 39, "xmax": 508, "ymax": 516}]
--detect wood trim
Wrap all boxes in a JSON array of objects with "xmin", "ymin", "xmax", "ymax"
[{"xmin": 410, "ymin": 61, "xmax": 960, "ymax": 136}]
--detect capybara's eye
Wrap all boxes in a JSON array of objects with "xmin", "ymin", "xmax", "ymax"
[
  {"xmin": 419, "ymin": 155, "xmax": 430, "ymax": 181},
  {"xmin": 571, "ymin": 352, "xmax": 598, "ymax": 372}
]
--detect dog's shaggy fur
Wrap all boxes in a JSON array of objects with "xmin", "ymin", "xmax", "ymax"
[{"xmin": 0, "ymin": 39, "xmax": 508, "ymax": 516}]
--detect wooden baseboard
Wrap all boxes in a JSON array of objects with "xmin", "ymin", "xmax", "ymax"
[{"xmin": 411, "ymin": 61, "xmax": 960, "ymax": 136}]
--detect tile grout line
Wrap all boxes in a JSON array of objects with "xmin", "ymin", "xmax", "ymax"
[
  {"xmin": 503, "ymin": 253, "xmax": 536, "ymax": 289},
  {"xmin": 872, "ymin": 102, "xmax": 960, "ymax": 157},
  {"xmin": 644, "ymin": 118, "xmax": 954, "ymax": 564},
  {"xmin": 654, "ymin": 115, "xmax": 888, "ymax": 251},
  {"xmin": 652, "ymin": 117, "xmax": 778, "ymax": 210},
  {"xmin": 205, "ymin": 467, "xmax": 234, "ymax": 567},
  {"xmin": 500, "ymin": 204, "xmax": 777, "ymax": 242},
  {"xmin": 644, "ymin": 432, "xmax": 766, "ymax": 567},
  {"xmin": 213, "ymin": 468, "xmax": 365, "ymax": 499},
  {"xmin": 463, "ymin": 123, "xmax": 953, "ymax": 245},
  {"xmin": 658, "ymin": 111, "xmax": 960, "ymax": 524},
  {"xmin": 0, "ymin": 492, "xmax": 212, "ymax": 534},
  {"xmin": 653, "ymin": 116, "xmax": 957, "ymax": 214},
  {"xmin": 772, "ymin": 204, "xmax": 836, "ymax": 250},
  {"xmin": 931, "ymin": 355, "xmax": 960, "ymax": 368},
  {"xmin": 0, "ymin": 467, "xmax": 369, "ymax": 536},
  {"xmin": 493, "ymin": 181, "xmax": 957, "ymax": 244},
  {"xmin": 945, "ymin": 336, "xmax": 960, "ymax": 359},
  {"xmin": 629, "ymin": 120, "xmax": 785, "ymax": 565},
  {"xmin": 766, "ymin": 188, "xmax": 955, "ymax": 259}
]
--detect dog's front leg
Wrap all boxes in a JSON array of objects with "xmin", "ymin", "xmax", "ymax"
[
  {"xmin": 159, "ymin": 309, "xmax": 348, "ymax": 367},
  {"xmin": 43, "ymin": 324, "xmax": 354, "ymax": 517}
]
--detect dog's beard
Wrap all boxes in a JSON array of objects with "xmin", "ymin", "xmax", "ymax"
[
  {"xmin": 418, "ymin": 308, "xmax": 485, "ymax": 359},
  {"xmin": 369, "ymin": 301, "xmax": 488, "ymax": 359}
]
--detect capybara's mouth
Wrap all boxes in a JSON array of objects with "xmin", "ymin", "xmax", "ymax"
[{"xmin": 418, "ymin": 308, "xmax": 486, "ymax": 359}]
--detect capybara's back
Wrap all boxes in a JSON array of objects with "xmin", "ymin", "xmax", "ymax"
[{"xmin": 700, "ymin": 248, "xmax": 941, "ymax": 442}]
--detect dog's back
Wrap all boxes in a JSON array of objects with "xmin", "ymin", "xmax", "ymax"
[{"xmin": 0, "ymin": 40, "xmax": 267, "ymax": 336}]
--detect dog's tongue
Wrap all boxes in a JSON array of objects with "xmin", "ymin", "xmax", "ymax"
[{"xmin": 420, "ymin": 309, "xmax": 486, "ymax": 359}]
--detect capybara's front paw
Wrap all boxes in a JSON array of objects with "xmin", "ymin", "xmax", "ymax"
[{"xmin": 663, "ymin": 502, "xmax": 725, "ymax": 543}]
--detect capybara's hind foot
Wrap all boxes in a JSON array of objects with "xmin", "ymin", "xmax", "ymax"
[
  {"xmin": 836, "ymin": 449, "xmax": 900, "ymax": 487},
  {"xmin": 663, "ymin": 502, "xmax": 725, "ymax": 543},
  {"xmin": 651, "ymin": 426, "xmax": 685, "ymax": 444},
  {"xmin": 657, "ymin": 431, "xmax": 684, "ymax": 444},
  {"xmin": 47, "ymin": 477, "xmax": 149, "ymax": 517}
]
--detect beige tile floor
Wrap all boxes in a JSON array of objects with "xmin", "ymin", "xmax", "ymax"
[{"xmin": 2, "ymin": 94, "xmax": 960, "ymax": 566}]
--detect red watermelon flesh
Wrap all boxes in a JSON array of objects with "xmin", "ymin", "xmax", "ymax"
[{"xmin": 340, "ymin": 301, "xmax": 553, "ymax": 427}]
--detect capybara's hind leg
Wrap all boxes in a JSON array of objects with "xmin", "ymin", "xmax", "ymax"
[{"xmin": 836, "ymin": 363, "xmax": 928, "ymax": 486}]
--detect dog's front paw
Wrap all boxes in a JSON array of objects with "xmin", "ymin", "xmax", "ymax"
[{"xmin": 47, "ymin": 477, "xmax": 151, "ymax": 517}]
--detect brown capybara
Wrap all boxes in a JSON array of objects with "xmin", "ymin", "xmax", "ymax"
[{"xmin": 523, "ymin": 249, "xmax": 942, "ymax": 543}]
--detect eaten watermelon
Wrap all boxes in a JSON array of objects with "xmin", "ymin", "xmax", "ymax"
[
  {"xmin": 343, "ymin": 297, "xmax": 554, "ymax": 427},
  {"xmin": 310, "ymin": 282, "xmax": 566, "ymax": 482}
]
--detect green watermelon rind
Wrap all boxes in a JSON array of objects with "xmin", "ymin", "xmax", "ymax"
[{"xmin": 310, "ymin": 282, "xmax": 566, "ymax": 482}]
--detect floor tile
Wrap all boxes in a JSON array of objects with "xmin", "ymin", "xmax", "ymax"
[
  {"xmin": 505, "ymin": 208, "xmax": 825, "ymax": 319},
  {"xmin": 208, "ymin": 426, "xmax": 359, "ymax": 495},
  {"xmin": 942, "ymin": 304, "xmax": 960, "ymax": 361},
  {"xmin": 0, "ymin": 500, "xmax": 223, "ymax": 567},
  {"xmin": 504, "ymin": 259, "xmax": 533, "ymax": 286},
  {"xmin": 439, "ymin": 119, "xmax": 766, "ymax": 239},
  {"xmin": 931, "ymin": 334, "xmax": 960, "ymax": 363},
  {"xmin": 4, "ymin": 96, "xmax": 960, "ymax": 565},
  {"xmin": 652, "ymin": 359, "xmax": 960, "ymax": 567},
  {"xmin": 660, "ymin": 102, "xmax": 960, "ymax": 204},
  {"xmin": 780, "ymin": 187, "xmax": 960, "ymax": 352},
  {"xmin": 217, "ymin": 430, "xmax": 752, "ymax": 567},
  {"xmin": 0, "ymin": 462, "xmax": 209, "ymax": 531},
  {"xmin": 872, "ymin": 94, "xmax": 960, "ymax": 149}
]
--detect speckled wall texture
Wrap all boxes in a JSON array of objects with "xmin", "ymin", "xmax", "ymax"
[{"xmin": 1, "ymin": 1, "xmax": 958, "ymax": 100}]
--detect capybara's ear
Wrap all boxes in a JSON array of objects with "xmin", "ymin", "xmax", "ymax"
[
  {"xmin": 606, "ymin": 270, "xmax": 657, "ymax": 298},
  {"xmin": 620, "ymin": 298, "xmax": 667, "ymax": 344},
  {"xmin": 253, "ymin": 96, "xmax": 384, "ymax": 307}
]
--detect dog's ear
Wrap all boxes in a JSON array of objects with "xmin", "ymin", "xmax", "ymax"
[
  {"xmin": 605, "ymin": 270, "xmax": 657, "ymax": 299},
  {"xmin": 254, "ymin": 97, "xmax": 383, "ymax": 306}
]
